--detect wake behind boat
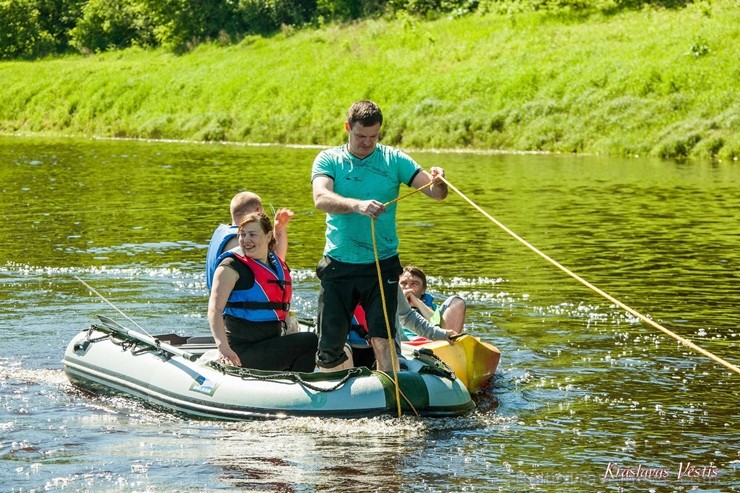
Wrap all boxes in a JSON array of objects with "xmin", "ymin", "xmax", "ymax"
[{"xmin": 62, "ymin": 315, "xmax": 475, "ymax": 420}]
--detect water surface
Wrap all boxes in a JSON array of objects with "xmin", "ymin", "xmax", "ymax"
[{"xmin": 1, "ymin": 136, "xmax": 737, "ymax": 492}]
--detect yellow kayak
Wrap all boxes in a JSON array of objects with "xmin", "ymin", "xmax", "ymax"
[{"xmin": 402, "ymin": 334, "xmax": 500, "ymax": 393}]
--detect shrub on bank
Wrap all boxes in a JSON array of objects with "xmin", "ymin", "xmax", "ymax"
[{"xmin": 1, "ymin": 0, "xmax": 702, "ymax": 59}]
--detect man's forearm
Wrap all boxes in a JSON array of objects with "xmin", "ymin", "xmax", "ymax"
[
  {"xmin": 428, "ymin": 181, "xmax": 448, "ymax": 200},
  {"xmin": 315, "ymin": 191, "xmax": 359, "ymax": 214}
]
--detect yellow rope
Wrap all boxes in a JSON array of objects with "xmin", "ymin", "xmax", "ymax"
[
  {"xmin": 364, "ymin": 180, "xmax": 440, "ymax": 416},
  {"xmin": 376, "ymin": 370, "xmax": 420, "ymax": 417},
  {"xmin": 370, "ymin": 218, "xmax": 403, "ymax": 417},
  {"xmin": 384, "ymin": 180, "xmax": 433, "ymax": 208},
  {"xmin": 439, "ymin": 175, "xmax": 740, "ymax": 376},
  {"xmin": 370, "ymin": 179, "xmax": 438, "ymax": 416}
]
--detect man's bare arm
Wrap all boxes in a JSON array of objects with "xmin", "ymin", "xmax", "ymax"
[
  {"xmin": 411, "ymin": 166, "xmax": 448, "ymax": 200},
  {"xmin": 312, "ymin": 175, "xmax": 386, "ymax": 219}
]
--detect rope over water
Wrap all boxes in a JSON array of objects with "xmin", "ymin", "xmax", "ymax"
[
  {"xmin": 75, "ymin": 275, "xmax": 151, "ymax": 335},
  {"xmin": 438, "ymin": 176, "xmax": 740, "ymax": 376}
]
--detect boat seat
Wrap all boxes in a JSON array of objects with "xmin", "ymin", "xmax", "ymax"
[
  {"xmin": 186, "ymin": 336, "xmax": 215, "ymax": 345},
  {"xmin": 180, "ymin": 335, "xmax": 216, "ymax": 352},
  {"xmin": 154, "ymin": 333, "xmax": 189, "ymax": 345}
]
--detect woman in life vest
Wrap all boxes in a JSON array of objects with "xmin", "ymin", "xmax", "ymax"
[{"xmin": 207, "ymin": 212, "xmax": 317, "ymax": 372}]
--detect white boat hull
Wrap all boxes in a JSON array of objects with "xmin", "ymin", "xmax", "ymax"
[{"xmin": 63, "ymin": 323, "xmax": 475, "ymax": 420}]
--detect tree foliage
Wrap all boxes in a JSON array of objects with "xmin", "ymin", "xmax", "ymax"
[
  {"xmin": 0, "ymin": 0, "xmax": 697, "ymax": 60},
  {"xmin": 69, "ymin": 0, "xmax": 155, "ymax": 52},
  {"xmin": 1, "ymin": 0, "xmax": 52, "ymax": 59}
]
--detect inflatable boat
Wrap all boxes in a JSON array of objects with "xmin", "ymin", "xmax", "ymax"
[{"xmin": 62, "ymin": 316, "xmax": 475, "ymax": 420}]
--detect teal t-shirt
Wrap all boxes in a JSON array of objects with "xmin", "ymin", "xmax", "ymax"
[{"xmin": 311, "ymin": 143, "xmax": 421, "ymax": 264}]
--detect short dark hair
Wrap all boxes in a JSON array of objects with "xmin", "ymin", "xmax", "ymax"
[
  {"xmin": 347, "ymin": 100, "xmax": 383, "ymax": 129},
  {"xmin": 402, "ymin": 265, "xmax": 427, "ymax": 292}
]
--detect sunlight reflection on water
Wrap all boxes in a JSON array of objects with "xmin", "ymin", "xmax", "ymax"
[{"xmin": 1, "ymin": 138, "xmax": 738, "ymax": 492}]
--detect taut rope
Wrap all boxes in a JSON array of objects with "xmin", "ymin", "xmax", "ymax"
[
  {"xmin": 371, "ymin": 218, "xmax": 403, "ymax": 417},
  {"xmin": 439, "ymin": 175, "xmax": 739, "ymax": 376},
  {"xmin": 371, "ymin": 180, "xmax": 436, "ymax": 417}
]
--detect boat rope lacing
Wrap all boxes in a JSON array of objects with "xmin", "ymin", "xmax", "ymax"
[
  {"xmin": 84, "ymin": 325, "xmax": 113, "ymax": 343},
  {"xmin": 439, "ymin": 175, "xmax": 740, "ymax": 377},
  {"xmin": 207, "ymin": 362, "xmax": 365, "ymax": 393}
]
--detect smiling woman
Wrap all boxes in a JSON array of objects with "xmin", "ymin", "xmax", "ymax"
[
  {"xmin": 235, "ymin": 213, "xmax": 275, "ymax": 260},
  {"xmin": 207, "ymin": 212, "xmax": 317, "ymax": 372}
]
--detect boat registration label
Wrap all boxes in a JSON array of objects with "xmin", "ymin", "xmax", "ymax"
[{"xmin": 190, "ymin": 375, "xmax": 219, "ymax": 396}]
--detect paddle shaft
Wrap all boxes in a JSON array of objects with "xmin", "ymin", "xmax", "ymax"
[{"xmin": 96, "ymin": 315, "xmax": 199, "ymax": 361}]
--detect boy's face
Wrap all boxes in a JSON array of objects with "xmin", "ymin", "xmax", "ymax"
[{"xmin": 399, "ymin": 271, "xmax": 424, "ymax": 298}]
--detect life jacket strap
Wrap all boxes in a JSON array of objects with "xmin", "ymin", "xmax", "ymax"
[
  {"xmin": 226, "ymin": 301, "xmax": 290, "ymax": 311},
  {"xmin": 267, "ymin": 279, "xmax": 292, "ymax": 288}
]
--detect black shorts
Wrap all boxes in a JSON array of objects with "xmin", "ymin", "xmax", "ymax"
[{"xmin": 315, "ymin": 255, "xmax": 402, "ymax": 369}]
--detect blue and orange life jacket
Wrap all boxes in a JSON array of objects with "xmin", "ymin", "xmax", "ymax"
[{"xmin": 219, "ymin": 251, "xmax": 292, "ymax": 322}]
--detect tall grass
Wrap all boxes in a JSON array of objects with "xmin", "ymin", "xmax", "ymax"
[{"xmin": 0, "ymin": 1, "xmax": 737, "ymax": 160}]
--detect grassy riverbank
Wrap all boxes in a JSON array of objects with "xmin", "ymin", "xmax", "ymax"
[{"xmin": 1, "ymin": 1, "xmax": 738, "ymax": 160}]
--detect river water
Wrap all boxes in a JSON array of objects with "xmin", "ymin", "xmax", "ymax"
[{"xmin": 0, "ymin": 136, "xmax": 737, "ymax": 492}]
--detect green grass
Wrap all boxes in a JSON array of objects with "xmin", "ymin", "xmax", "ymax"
[{"xmin": 1, "ymin": 1, "xmax": 738, "ymax": 160}]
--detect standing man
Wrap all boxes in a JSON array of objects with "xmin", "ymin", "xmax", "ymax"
[{"xmin": 311, "ymin": 100, "xmax": 448, "ymax": 372}]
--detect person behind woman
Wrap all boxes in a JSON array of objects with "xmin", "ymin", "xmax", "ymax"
[{"xmin": 207, "ymin": 212, "xmax": 317, "ymax": 372}]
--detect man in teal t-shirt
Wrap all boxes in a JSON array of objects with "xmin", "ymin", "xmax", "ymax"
[{"xmin": 311, "ymin": 100, "xmax": 449, "ymax": 372}]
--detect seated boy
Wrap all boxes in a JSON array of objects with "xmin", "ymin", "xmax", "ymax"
[{"xmin": 399, "ymin": 265, "xmax": 466, "ymax": 334}]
